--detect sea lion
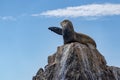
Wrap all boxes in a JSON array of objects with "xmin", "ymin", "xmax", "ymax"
[{"xmin": 48, "ymin": 20, "xmax": 96, "ymax": 48}]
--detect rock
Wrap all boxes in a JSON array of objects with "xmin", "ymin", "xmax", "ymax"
[
  {"xmin": 33, "ymin": 42, "xmax": 120, "ymax": 80},
  {"xmin": 33, "ymin": 68, "xmax": 46, "ymax": 80}
]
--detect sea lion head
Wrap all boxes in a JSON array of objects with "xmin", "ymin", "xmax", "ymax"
[{"xmin": 60, "ymin": 20, "xmax": 74, "ymax": 31}]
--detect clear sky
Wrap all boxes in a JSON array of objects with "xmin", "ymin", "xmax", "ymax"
[{"xmin": 0, "ymin": 0, "xmax": 120, "ymax": 80}]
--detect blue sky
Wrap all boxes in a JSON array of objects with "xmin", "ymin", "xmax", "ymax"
[{"xmin": 0, "ymin": 0, "xmax": 120, "ymax": 80}]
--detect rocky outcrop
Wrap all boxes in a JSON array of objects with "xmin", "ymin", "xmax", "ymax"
[{"xmin": 33, "ymin": 42, "xmax": 120, "ymax": 80}]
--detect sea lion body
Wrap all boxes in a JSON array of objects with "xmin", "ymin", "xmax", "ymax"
[
  {"xmin": 48, "ymin": 20, "xmax": 96, "ymax": 48},
  {"xmin": 75, "ymin": 32, "xmax": 96, "ymax": 47},
  {"xmin": 60, "ymin": 20, "xmax": 96, "ymax": 47}
]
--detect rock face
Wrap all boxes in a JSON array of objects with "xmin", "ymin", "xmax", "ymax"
[{"xmin": 33, "ymin": 42, "xmax": 120, "ymax": 80}]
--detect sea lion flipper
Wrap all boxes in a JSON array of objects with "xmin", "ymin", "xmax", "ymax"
[{"xmin": 48, "ymin": 27, "xmax": 62, "ymax": 35}]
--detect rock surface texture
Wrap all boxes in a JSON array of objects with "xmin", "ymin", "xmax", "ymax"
[{"xmin": 33, "ymin": 42, "xmax": 120, "ymax": 80}]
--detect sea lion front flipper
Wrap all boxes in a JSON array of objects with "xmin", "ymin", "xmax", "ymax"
[{"xmin": 48, "ymin": 27, "xmax": 62, "ymax": 35}]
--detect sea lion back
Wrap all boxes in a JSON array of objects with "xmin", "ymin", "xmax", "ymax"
[{"xmin": 75, "ymin": 32, "xmax": 96, "ymax": 47}]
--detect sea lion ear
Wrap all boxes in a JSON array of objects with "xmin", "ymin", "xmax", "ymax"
[{"xmin": 48, "ymin": 27, "xmax": 62, "ymax": 35}]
